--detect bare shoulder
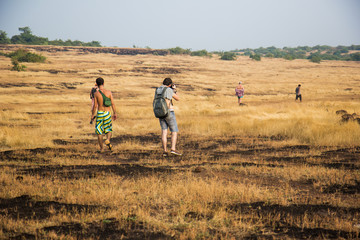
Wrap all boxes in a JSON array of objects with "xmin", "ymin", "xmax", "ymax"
[
  {"xmin": 94, "ymin": 90, "xmax": 101, "ymax": 96},
  {"xmin": 104, "ymin": 89, "xmax": 113, "ymax": 97}
]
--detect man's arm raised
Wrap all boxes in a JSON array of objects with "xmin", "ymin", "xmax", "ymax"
[{"xmin": 172, "ymin": 92, "xmax": 180, "ymax": 101}]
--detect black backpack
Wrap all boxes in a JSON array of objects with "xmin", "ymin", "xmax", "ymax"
[{"xmin": 153, "ymin": 87, "xmax": 169, "ymax": 118}]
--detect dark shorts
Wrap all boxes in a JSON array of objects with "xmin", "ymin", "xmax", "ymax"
[
  {"xmin": 159, "ymin": 111, "xmax": 178, "ymax": 132},
  {"xmin": 296, "ymin": 94, "xmax": 302, "ymax": 101}
]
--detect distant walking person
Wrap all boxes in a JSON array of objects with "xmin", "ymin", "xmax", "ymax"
[
  {"xmin": 91, "ymin": 77, "xmax": 117, "ymax": 152},
  {"xmin": 235, "ymin": 82, "xmax": 245, "ymax": 105},
  {"xmin": 295, "ymin": 84, "xmax": 302, "ymax": 102},
  {"xmin": 154, "ymin": 78, "xmax": 181, "ymax": 156}
]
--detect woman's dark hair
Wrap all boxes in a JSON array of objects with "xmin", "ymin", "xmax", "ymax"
[
  {"xmin": 163, "ymin": 78, "xmax": 172, "ymax": 86},
  {"xmin": 96, "ymin": 77, "xmax": 104, "ymax": 86}
]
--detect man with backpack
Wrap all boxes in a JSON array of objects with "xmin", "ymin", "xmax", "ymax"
[
  {"xmin": 91, "ymin": 77, "xmax": 117, "ymax": 152},
  {"xmin": 153, "ymin": 78, "xmax": 181, "ymax": 156}
]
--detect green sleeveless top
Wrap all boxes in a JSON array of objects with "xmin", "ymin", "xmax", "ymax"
[{"xmin": 99, "ymin": 90, "xmax": 112, "ymax": 107}]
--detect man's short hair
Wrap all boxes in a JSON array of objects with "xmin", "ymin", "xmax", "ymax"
[
  {"xmin": 163, "ymin": 78, "xmax": 172, "ymax": 86},
  {"xmin": 298, "ymin": 84, "xmax": 301, "ymax": 86},
  {"xmin": 96, "ymin": 77, "xmax": 104, "ymax": 86}
]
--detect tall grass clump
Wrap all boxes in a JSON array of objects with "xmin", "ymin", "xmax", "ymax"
[{"xmin": 179, "ymin": 102, "xmax": 360, "ymax": 146}]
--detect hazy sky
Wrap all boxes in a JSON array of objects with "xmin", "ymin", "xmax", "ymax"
[{"xmin": 0, "ymin": 0, "xmax": 359, "ymax": 51}]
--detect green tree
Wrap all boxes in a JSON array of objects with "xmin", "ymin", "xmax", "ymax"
[
  {"xmin": 250, "ymin": 53, "xmax": 261, "ymax": 61},
  {"xmin": 0, "ymin": 30, "xmax": 10, "ymax": 44},
  {"xmin": 11, "ymin": 26, "xmax": 48, "ymax": 45},
  {"xmin": 349, "ymin": 45, "xmax": 360, "ymax": 50},
  {"xmin": 83, "ymin": 41, "xmax": 99, "ymax": 47},
  {"xmin": 308, "ymin": 54, "xmax": 321, "ymax": 63},
  {"xmin": 168, "ymin": 47, "xmax": 191, "ymax": 55},
  {"xmin": 349, "ymin": 52, "xmax": 360, "ymax": 61},
  {"xmin": 19, "ymin": 26, "xmax": 32, "ymax": 35},
  {"xmin": 283, "ymin": 54, "xmax": 295, "ymax": 60}
]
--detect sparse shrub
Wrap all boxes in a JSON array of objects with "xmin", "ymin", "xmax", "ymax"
[
  {"xmin": 11, "ymin": 58, "xmax": 26, "ymax": 71},
  {"xmin": 4, "ymin": 49, "xmax": 45, "ymax": 71},
  {"xmin": 7, "ymin": 49, "xmax": 46, "ymax": 63},
  {"xmin": 220, "ymin": 52, "xmax": 237, "ymax": 60},
  {"xmin": 168, "ymin": 47, "xmax": 191, "ymax": 55},
  {"xmin": 191, "ymin": 49, "xmax": 212, "ymax": 57}
]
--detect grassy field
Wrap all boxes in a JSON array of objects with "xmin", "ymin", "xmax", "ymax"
[{"xmin": 0, "ymin": 46, "xmax": 359, "ymax": 239}]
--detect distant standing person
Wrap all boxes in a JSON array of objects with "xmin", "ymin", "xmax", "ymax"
[
  {"xmin": 154, "ymin": 78, "xmax": 182, "ymax": 156},
  {"xmin": 295, "ymin": 84, "xmax": 302, "ymax": 102},
  {"xmin": 91, "ymin": 77, "xmax": 117, "ymax": 152},
  {"xmin": 235, "ymin": 82, "xmax": 245, "ymax": 105}
]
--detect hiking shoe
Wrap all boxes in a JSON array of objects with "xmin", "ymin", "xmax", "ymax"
[
  {"xmin": 162, "ymin": 152, "xmax": 168, "ymax": 157},
  {"xmin": 170, "ymin": 150, "xmax": 182, "ymax": 156},
  {"xmin": 104, "ymin": 140, "xmax": 112, "ymax": 151}
]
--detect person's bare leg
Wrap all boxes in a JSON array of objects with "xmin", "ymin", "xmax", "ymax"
[
  {"xmin": 161, "ymin": 129, "xmax": 168, "ymax": 152},
  {"xmin": 106, "ymin": 132, "xmax": 112, "ymax": 142},
  {"xmin": 97, "ymin": 135, "xmax": 104, "ymax": 151},
  {"xmin": 171, "ymin": 132, "xmax": 177, "ymax": 151},
  {"xmin": 104, "ymin": 132, "xmax": 113, "ymax": 150}
]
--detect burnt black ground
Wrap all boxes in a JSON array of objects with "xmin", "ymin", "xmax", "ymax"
[{"xmin": 1, "ymin": 134, "xmax": 359, "ymax": 239}]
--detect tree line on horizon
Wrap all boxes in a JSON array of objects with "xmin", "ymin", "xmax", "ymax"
[
  {"xmin": 230, "ymin": 45, "xmax": 360, "ymax": 62},
  {"xmin": 168, "ymin": 45, "xmax": 360, "ymax": 62},
  {"xmin": 0, "ymin": 27, "xmax": 359, "ymax": 62},
  {"xmin": 0, "ymin": 27, "xmax": 101, "ymax": 47}
]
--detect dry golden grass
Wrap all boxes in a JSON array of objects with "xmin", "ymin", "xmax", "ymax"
[
  {"xmin": 1, "ymin": 49, "xmax": 359, "ymax": 149},
  {"xmin": 0, "ymin": 46, "xmax": 359, "ymax": 239}
]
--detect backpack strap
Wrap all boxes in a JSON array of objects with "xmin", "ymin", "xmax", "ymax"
[
  {"xmin": 161, "ymin": 87, "xmax": 168, "ymax": 98},
  {"xmin": 99, "ymin": 90, "xmax": 110, "ymax": 100},
  {"xmin": 156, "ymin": 87, "xmax": 168, "ymax": 98}
]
